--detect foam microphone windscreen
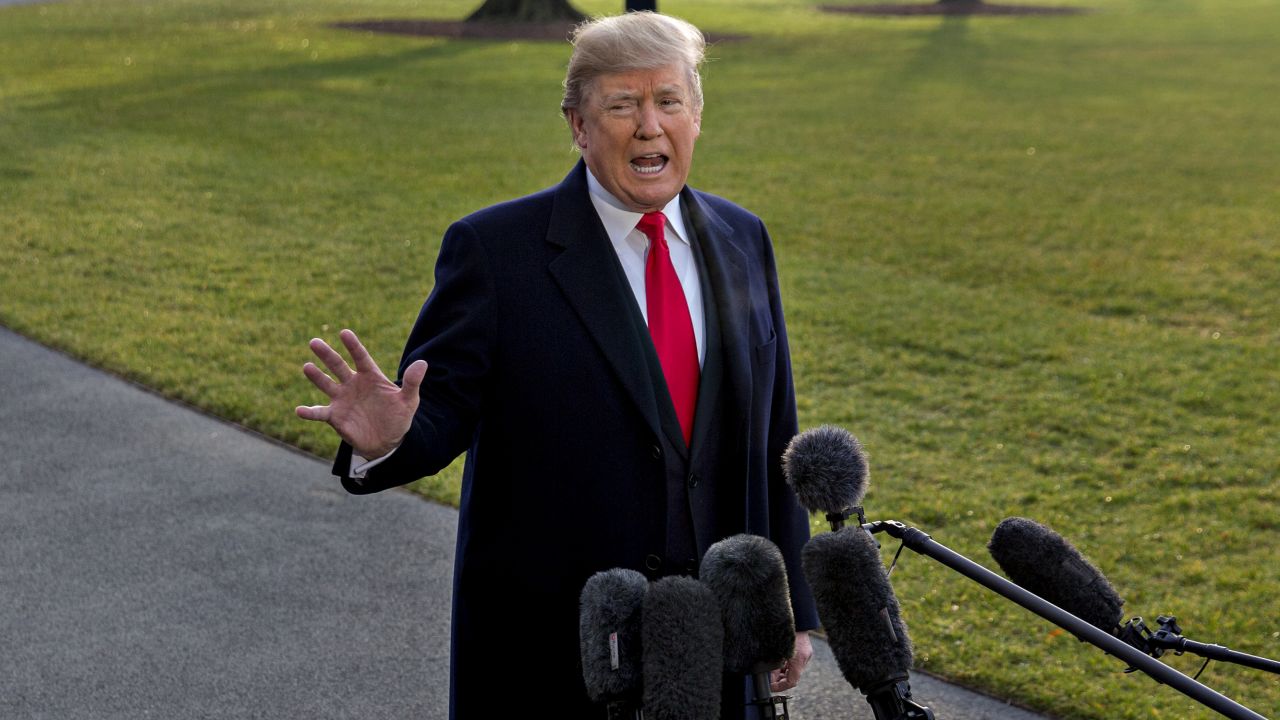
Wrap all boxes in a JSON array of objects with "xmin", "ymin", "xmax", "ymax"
[
  {"xmin": 699, "ymin": 534, "xmax": 796, "ymax": 674},
  {"xmin": 802, "ymin": 527, "xmax": 913, "ymax": 692},
  {"xmin": 580, "ymin": 568, "xmax": 649, "ymax": 703},
  {"xmin": 642, "ymin": 576, "xmax": 724, "ymax": 720},
  {"xmin": 988, "ymin": 517, "xmax": 1125, "ymax": 632},
  {"xmin": 782, "ymin": 425, "xmax": 869, "ymax": 515}
]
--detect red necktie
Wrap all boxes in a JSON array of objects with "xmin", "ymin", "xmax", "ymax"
[{"xmin": 637, "ymin": 212, "xmax": 699, "ymax": 446}]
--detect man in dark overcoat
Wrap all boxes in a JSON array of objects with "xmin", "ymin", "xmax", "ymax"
[{"xmin": 297, "ymin": 12, "xmax": 818, "ymax": 718}]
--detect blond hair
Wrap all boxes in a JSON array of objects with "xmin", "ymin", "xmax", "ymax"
[{"xmin": 561, "ymin": 12, "xmax": 707, "ymax": 115}]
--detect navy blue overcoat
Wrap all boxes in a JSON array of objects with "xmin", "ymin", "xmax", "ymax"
[{"xmin": 335, "ymin": 162, "xmax": 817, "ymax": 718}]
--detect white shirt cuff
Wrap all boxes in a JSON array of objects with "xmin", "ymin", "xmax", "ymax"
[{"xmin": 349, "ymin": 446, "xmax": 399, "ymax": 479}]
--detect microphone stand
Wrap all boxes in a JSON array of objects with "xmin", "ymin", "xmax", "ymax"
[
  {"xmin": 602, "ymin": 699, "xmax": 644, "ymax": 720},
  {"xmin": 863, "ymin": 674, "xmax": 935, "ymax": 720},
  {"xmin": 826, "ymin": 508, "xmax": 935, "ymax": 720},
  {"xmin": 748, "ymin": 671, "xmax": 791, "ymax": 719},
  {"xmin": 862, "ymin": 520, "xmax": 1270, "ymax": 720},
  {"xmin": 1119, "ymin": 616, "xmax": 1280, "ymax": 675}
]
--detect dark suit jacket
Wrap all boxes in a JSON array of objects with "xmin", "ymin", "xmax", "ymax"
[{"xmin": 334, "ymin": 161, "xmax": 817, "ymax": 719}]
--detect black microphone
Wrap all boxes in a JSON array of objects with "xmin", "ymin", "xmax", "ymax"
[
  {"xmin": 641, "ymin": 576, "xmax": 724, "ymax": 720},
  {"xmin": 580, "ymin": 569, "xmax": 649, "ymax": 719},
  {"xmin": 989, "ymin": 517, "xmax": 1280, "ymax": 677},
  {"xmin": 699, "ymin": 534, "xmax": 796, "ymax": 719},
  {"xmin": 803, "ymin": 527, "xmax": 934, "ymax": 720},
  {"xmin": 783, "ymin": 425, "xmax": 870, "ymax": 530},
  {"xmin": 988, "ymin": 517, "xmax": 1125, "ymax": 633}
]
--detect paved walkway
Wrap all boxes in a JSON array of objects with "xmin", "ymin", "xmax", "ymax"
[{"xmin": 0, "ymin": 326, "xmax": 1049, "ymax": 719}]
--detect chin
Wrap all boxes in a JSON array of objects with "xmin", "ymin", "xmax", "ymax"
[{"xmin": 626, "ymin": 185, "xmax": 680, "ymax": 211}]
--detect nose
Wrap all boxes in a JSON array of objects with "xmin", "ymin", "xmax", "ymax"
[{"xmin": 634, "ymin": 101, "xmax": 664, "ymax": 140}]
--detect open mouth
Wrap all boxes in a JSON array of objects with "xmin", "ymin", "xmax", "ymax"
[{"xmin": 629, "ymin": 153, "xmax": 668, "ymax": 175}]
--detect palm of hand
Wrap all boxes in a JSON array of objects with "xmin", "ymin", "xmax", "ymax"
[{"xmin": 325, "ymin": 363, "xmax": 419, "ymax": 458}]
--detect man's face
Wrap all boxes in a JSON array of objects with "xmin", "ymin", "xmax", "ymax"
[{"xmin": 567, "ymin": 64, "xmax": 702, "ymax": 213}]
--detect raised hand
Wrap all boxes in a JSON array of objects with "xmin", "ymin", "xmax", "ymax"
[{"xmin": 295, "ymin": 328, "xmax": 427, "ymax": 459}]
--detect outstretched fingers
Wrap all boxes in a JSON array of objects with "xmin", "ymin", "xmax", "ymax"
[
  {"xmin": 295, "ymin": 404, "xmax": 331, "ymax": 422},
  {"xmin": 297, "ymin": 329, "xmax": 413, "ymax": 450},
  {"xmin": 339, "ymin": 328, "xmax": 380, "ymax": 376},
  {"xmin": 302, "ymin": 362, "xmax": 339, "ymax": 396},
  {"xmin": 309, "ymin": 337, "xmax": 354, "ymax": 383}
]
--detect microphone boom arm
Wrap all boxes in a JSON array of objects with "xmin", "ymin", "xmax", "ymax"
[
  {"xmin": 863, "ymin": 520, "xmax": 1270, "ymax": 720},
  {"xmin": 1121, "ymin": 616, "xmax": 1280, "ymax": 675},
  {"xmin": 1168, "ymin": 638, "xmax": 1280, "ymax": 676}
]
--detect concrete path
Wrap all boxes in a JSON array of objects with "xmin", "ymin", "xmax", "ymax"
[{"xmin": 0, "ymin": 326, "xmax": 1050, "ymax": 719}]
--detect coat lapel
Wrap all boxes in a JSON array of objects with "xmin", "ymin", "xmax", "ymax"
[
  {"xmin": 681, "ymin": 187, "xmax": 754, "ymax": 551},
  {"xmin": 682, "ymin": 187, "xmax": 752, "ymax": 442},
  {"xmin": 546, "ymin": 162, "xmax": 665, "ymax": 443}
]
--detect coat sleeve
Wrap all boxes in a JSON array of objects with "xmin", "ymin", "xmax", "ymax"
[
  {"xmin": 335, "ymin": 219, "xmax": 497, "ymax": 494},
  {"xmin": 758, "ymin": 218, "xmax": 820, "ymax": 632}
]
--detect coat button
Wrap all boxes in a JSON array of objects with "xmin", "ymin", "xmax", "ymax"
[
  {"xmin": 644, "ymin": 554, "xmax": 662, "ymax": 572},
  {"xmin": 687, "ymin": 472, "xmax": 699, "ymax": 489},
  {"xmin": 650, "ymin": 444, "xmax": 663, "ymax": 460}
]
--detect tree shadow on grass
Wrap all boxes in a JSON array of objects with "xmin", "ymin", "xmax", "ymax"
[
  {"xmin": 873, "ymin": 14, "xmax": 990, "ymax": 98},
  {"xmin": 328, "ymin": 19, "xmax": 748, "ymax": 44},
  {"xmin": 822, "ymin": 2, "xmax": 1089, "ymax": 16},
  {"xmin": 14, "ymin": 41, "xmax": 483, "ymax": 154},
  {"xmin": 332, "ymin": 19, "xmax": 579, "ymax": 42}
]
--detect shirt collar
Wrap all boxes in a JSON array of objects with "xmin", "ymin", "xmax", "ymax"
[{"xmin": 585, "ymin": 167, "xmax": 691, "ymax": 248}]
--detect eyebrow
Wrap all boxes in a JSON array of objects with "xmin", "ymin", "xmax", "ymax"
[
  {"xmin": 601, "ymin": 91, "xmax": 640, "ymax": 104},
  {"xmin": 599, "ymin": 84, "xmax": 688, "ymax": 104}
]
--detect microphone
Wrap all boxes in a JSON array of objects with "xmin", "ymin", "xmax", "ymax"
[
  {"xmin": 641, "ymin": 576, "xmax": 724, "ymax": 720},
  {"xmin": 699, "ymin": 534, "xmax": 796, "ymax": 719},
  {"xmin": 987, "ymin": 517, "xmax": 1125, "ymax": 633},
  {"xmin": 783, "ymin": 425, "xmax": 869, "ymax": 530},
  {"xmin": 580, "ymin": 569, "xmax": 649, "ymax": 719},
  {"xmin": 803, "ymin": 527, "xmax": 934, "ymax": 720}
]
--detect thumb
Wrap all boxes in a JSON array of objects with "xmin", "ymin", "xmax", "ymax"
[{"xmin": 401, "ymin": 359, "xmax": 428, "ymax": 393}]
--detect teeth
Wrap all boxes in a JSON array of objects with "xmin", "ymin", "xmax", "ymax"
[{"xmin": 630, "ymin": 157, "xmax": 666, "ymax": 174}]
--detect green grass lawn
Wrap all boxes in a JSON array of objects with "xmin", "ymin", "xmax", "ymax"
[{"xmin": 2, "ymin": 0, "xmax": 1277, "ymax": 717}]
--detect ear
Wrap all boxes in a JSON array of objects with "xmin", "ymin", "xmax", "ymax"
[
  {"xmin": 566, "ymin": 108, "xmax": 589, "ymax": 150},
  {"xmin": 692, "ymin": 108, "xmax": 702, "ymax": 139}
]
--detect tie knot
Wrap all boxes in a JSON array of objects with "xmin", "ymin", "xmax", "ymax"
[{"xmin": 636, "ymin": 212, "xmax": 666, "ymax": 244}]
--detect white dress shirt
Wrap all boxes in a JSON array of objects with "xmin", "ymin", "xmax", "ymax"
[
  {"xmin": 584, "ymin": 168, "xmax": 706, "ymax": 366},
  {"xmin": 351, "ymin": 170, "xmax": 706, "ymax": 477}
]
